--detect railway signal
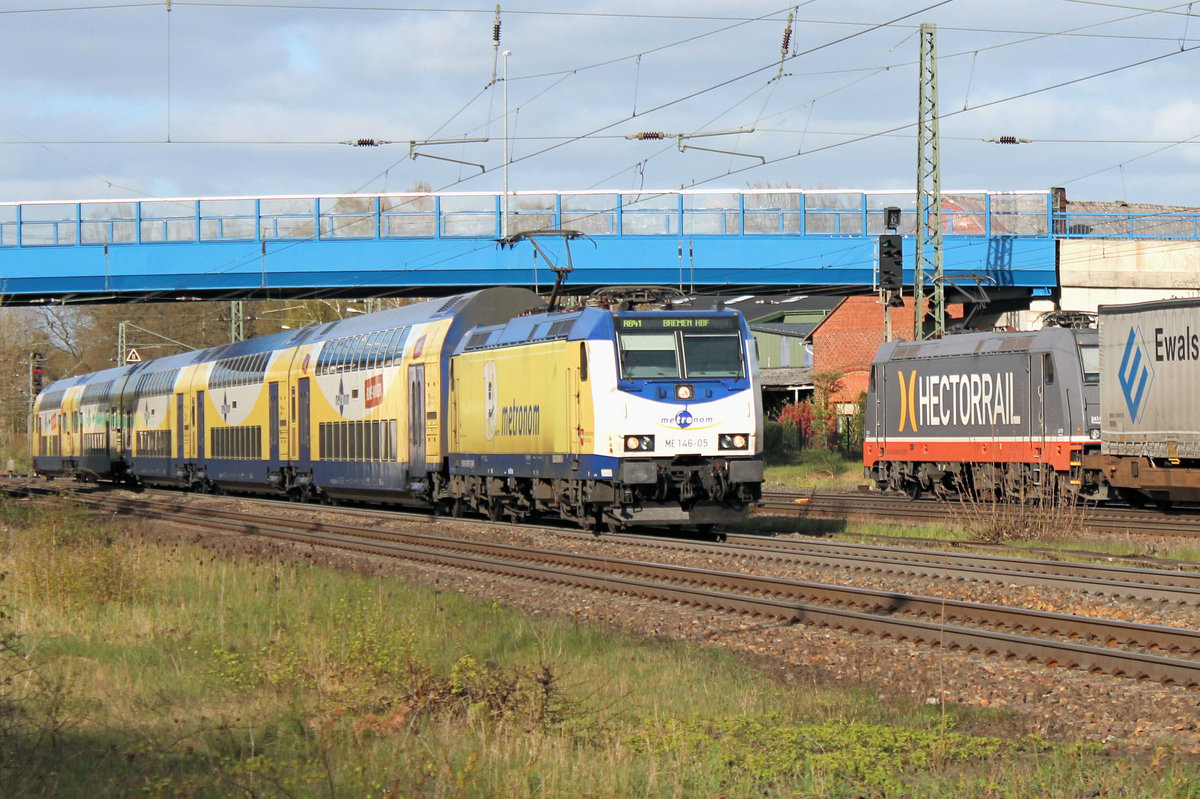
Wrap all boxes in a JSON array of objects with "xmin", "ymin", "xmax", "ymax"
[
  {"xmin": 878, "ymin": 233, "xmax": 904, "ymax": 304},
  {"xmin": 30, "ymin": 352, "xmax": 45, "ymax": 393}
]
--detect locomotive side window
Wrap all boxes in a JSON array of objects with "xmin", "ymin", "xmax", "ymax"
[
  {"xmin": 1043, "ymin": 353, "xmax": 1055, "ymax": 385},
  {"xmin": 681, "ymin": 331, "xmax": 744, "ymax": 378},
  {"xmin": 618, "ymin": 332, "xmax": 679, "ymax": 378},
  {"xmin": 1078, "ymin": 344, "xmax": 1100, "ymax": 384},
  {"xmin": 579, "ymin": 343, "xmax": 588, "ymax": 382}
]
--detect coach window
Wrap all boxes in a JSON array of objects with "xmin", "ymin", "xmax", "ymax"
[{"xmin": 1043, "ymin": 353, "xmax": 1055, "ymax": 385}]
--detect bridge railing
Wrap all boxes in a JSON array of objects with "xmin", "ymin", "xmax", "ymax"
[{"xmin": 0, "ymin": 189, "xmax": 1079, "ymax": 248}]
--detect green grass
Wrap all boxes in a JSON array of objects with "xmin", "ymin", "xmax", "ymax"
[
  {"xmin": 1, "ymin": 497, "xmax": 1197, "ymax": 797},
  {"xmin": 763, "ymin": 448, "xmax": 865, "ymax": 491}
]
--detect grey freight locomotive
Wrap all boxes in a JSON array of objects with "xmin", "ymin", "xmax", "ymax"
[{"xmin": 864, "ymin": 326, "xmax": 1102, "ymax": 500}]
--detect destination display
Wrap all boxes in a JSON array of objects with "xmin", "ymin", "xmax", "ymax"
[{"xmin": 614, "ymin": 315, "xmax": 738, "ymax": 330}]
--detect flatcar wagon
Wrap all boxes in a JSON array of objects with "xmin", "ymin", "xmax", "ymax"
[
  {"xmin": 32, "ymin": 287, "xmax": 764, "ymax": 531},
  {"xmin": 863, "ymin": 326, "xmax": 1102, "ymax": 500}
]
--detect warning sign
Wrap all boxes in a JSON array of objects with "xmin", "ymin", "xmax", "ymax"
[{"xmin": 126, "ymin": 349, "xmax": 142, "ymax": 363}]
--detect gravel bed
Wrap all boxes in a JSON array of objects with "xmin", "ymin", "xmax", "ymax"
[{"xmin": 135, "ymin": 492, "xmax": 1200, "ymax": 756}]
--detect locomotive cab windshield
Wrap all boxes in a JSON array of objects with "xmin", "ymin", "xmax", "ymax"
[
  {"xmin": 615, "ymin": 315, "xmax": 745, "ymax": 382},
  {"xmin": 1078, "ymin": 340, "xmax": 1100, "ymax": 384}
]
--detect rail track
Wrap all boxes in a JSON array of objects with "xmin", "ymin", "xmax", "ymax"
[
  {"xmin": 26, "ymin": 484, "xmax": 1200, "ymax": 688},
  {"xmin": 763, "ymin": 488, "xmax": 1200, "ymax": 538}
]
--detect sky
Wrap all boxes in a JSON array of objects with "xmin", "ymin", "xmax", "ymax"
[{"xmin": 3, "ymin": 0, "xmax": 1200, "ymax": 206}]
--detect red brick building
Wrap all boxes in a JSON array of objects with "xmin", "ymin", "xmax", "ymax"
[{"xmin": 811, "ymin": 296, "xmax": 962, "ymax": 404}]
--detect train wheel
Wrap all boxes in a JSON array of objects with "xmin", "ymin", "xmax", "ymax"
[
  {"xmin": 904, "ymin": 481, "xmax": 922, "ymax": 501},
  {"xmin": 485, "ymin": 497, "xmax": 502, "ymax": 522}
]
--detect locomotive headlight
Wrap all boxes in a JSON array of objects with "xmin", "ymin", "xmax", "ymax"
[
  {"xmin": 624, "ymin": 435, "xmax": 655, "ymax": 452},
  {"xmin": 719, "ymin": 433, "xmax": 749, "ymax": 451},
  {"xmin": 675, "ymin": 384, "xmax": 694, "ymax": 400}
]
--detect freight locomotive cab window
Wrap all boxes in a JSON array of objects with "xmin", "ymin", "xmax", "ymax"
[
  {"xmin": 1079, "ymin": 344, "xmax": 1100, "ymax": 384},
  {"xmin": 1042, "ymin": 353, "xmax": 1055, "ymax": 385}
]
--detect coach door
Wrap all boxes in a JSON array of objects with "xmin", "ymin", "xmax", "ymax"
[
  {"xmin": 567, "ymin": 343, "xmax": 585, "ymax": 459},
  {"xmin": 268, "ymin": 382, "xmax": 280, "ymax": 462},
  {"xmin": 176, "ymin": 393, "xmax": 185, "ymax": 459},
  {"xmin": 408, "ymin": 365, "xmax": 425, "ymax": 476},
  {"xmin": 195, "ymin": 390, "xmax": 206, "ymax": 460},
  {"xmin": 297, "ymin": 377, "xmax": 311, "ymax": 464}
]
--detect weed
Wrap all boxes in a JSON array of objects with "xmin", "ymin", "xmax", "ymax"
[{"xmin": 958, "ymin": 487, "xmax": 1089, "ymax": 544}]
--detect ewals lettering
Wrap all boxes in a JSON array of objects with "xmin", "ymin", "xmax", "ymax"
[{"xmin": 1154, "ymin": 326, "xmax": 1200, "ymax": 362}]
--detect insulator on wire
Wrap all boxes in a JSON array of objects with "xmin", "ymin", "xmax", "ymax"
[
  {"xmin": 345, "ymin": 138, "xmax": 385, "ymax": 147},
  {"xmin": 780, "ymin": 10, "xmax": 793, "ymax": 56},
  {"xmin": 627, "ymin": 131, "xmax": 666, "ymax": 140},
  {"xmin": 493, "ymin": 4, "xmax": 501, "ymax": 43}
]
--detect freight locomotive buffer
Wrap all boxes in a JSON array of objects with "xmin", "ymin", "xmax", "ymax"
[
  {"xmin": 864, "ymin": 328, "xmax": 1101, "ymax": 498},
  {"xmin": 32, "ymin": 287, "xmax": 764, "ymax": 529}
]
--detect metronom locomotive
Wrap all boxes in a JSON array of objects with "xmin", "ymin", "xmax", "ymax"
[
  {"xmin": 32, "ymin": 287, "xmax": 764, "ymax": 531},
  {"xmin": 865, "ymin": 296, "xmax": 1200, "ymax": 508}
]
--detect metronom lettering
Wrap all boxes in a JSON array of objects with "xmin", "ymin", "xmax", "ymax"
[{"xmin": 500, "ymin": 404, "xmax": 540, "ymax": 436}]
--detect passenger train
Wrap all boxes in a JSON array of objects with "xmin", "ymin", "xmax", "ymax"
[{"xmin": 32, "ymin": 287, "xmax": 764, "ymax": 531}]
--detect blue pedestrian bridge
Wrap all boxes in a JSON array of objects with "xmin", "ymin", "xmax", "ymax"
[{"xmin": 0, "ymin": 187, "xmax": 1179, "ymax": 305}]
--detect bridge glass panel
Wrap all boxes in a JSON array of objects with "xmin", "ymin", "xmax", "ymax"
[
  {"xmin": 440, "ymin": 195, "xmax": 494, "ymax": 237},
  {"xmin": 989, "ymin": 193, "xmax": 1048, "ymax": 235},
  {"xmin": 561, "ymin": 193, "xmax": 617, "ymax": 235},
  {"xmin": 0, "ymin": 205, "xmax": 15, "ymax": 246},
  {"xmin": 81, "ymin": 202, "xmax": 138, "ymax": 244},
  {"xmin": 381, "ymin": 195, "xmax": 435, "ymax": 237},
  {"xmin": 19, "ymin": 203, "xmax": 78, "ymax": 245},
  {"xmin": 866, "ymin": 194, "xmax": 912, "ymax": 234},
  {"xmin": 744, "ymin": 191, "xmax": 804, "ymax": 234},
  {"xmin": 683, "ymin": 193, "xmax": 740, "ymax": 235},
  {"xmin": 319, "ymin": 197, "xmax": 375, "ymax": 239},
  {"xmin": 140, "ymin": 200, "xmax": 197, "ymax": 243},
  {"xmin": 802, "ymin": 193, "xmax": 863, "ymax": 235},
  {"xmin": 941, "ymin": 194, "xmax": 990, "ymax": 236},
  {"xmin": 621, "ymin": 193, "xmax": 678, "ymax": 236},
  {"xmin": 260, "ymin": 198, "xmax": 316, "ymax": 239},
  {"xmin": 507, "ymin": 193, "xmax": 556, "ymax": 236},
  {"xmin": 200, "ymin": 199, "xmax": 256, "ymax": 241}
]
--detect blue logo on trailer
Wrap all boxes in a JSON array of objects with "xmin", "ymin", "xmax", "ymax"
[{"xmin": 1118, "ymin": 327, "xmax": 1153, "ymax": 422}]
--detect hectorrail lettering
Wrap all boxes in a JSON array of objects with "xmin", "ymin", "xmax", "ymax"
[{"xmin": 897, "ymin": 369, "xmax": 1023, "ymax": 431}]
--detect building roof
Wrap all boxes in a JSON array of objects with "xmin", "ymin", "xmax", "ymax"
[
  {"xmin": 749, "ymin": 321, "xmax": 820, "ymax": 339},
  {"xmin": 760, "ymin": 366, "xmax": 813, "ymax": 389}
]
